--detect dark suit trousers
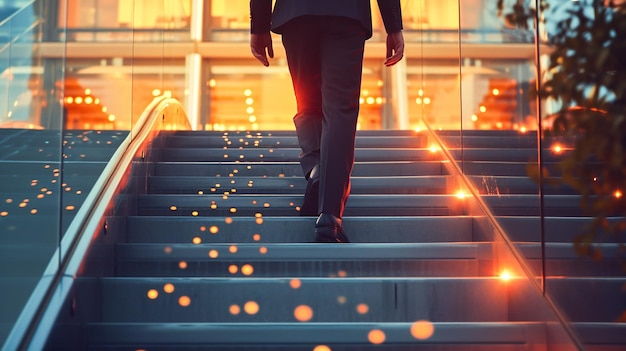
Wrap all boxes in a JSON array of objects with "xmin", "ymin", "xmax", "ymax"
[{"xmin": 281, "ymin": 16, "xmax": 367, "ymax": 218}]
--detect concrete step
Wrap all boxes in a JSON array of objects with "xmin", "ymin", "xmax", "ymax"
[
  {"xmin": 162, "ymin": 148, "xmax": 447, "ymax": 163},
  {"xmin": 165, "ymin": 135, "xmax": 429, "ymax": 149},
  {"xmin": 135, "ymin": 193, "xmax": 586, "ymax": 217},
  {"xmin": 147, "ymin": 175, "xmax": 452, "ymax": 195},
  {"xmin": 75, "ymin": 277, "xmax": 518, "ymax": 323},
  {"xmin": 113, "ymin": 242, "xmax": 493, "ymax": 278},
  {"xmin": 135, "ymin": 194, "xmax": 465, "ymax": 217},
  {"xmin": 47, "ymin": 322, "xmax": 560, "ymax": 351},
  {"xmin": 125, "ymin": 216, "xmax": 473, "ymax": 244},
  {"xmin": 154, "ymin": 161, "xmax": 449, "ymax": 177}
]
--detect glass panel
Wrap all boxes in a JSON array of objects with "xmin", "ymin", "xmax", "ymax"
[
  {"xmin": 0, "ymin": 0, "xmax": 63, "ymax": 347},
  {"xmin": 538, "ymin": 1, "xmax": 626, "ymax": 349},
  {"xmin": 435, "ymin": 0, "xmax": 582, "ymax": 348},
  {"xmin": 62, "ymin": 0, "xmax": 191, "ymax": 42}
]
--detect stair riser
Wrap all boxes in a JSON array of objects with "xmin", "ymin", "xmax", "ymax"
[
  {"xmin": 82, "ymin": 278, "xmax": 515, "ymax": 323},
  {"xmin": 114, "ymin": 260, "xmax": 490, "ymax": 278},
  {"xmin": 165, "ymin": 135, "xmax": 429, "ymax": 149},
  {"xmin": 125, "ymin": 217, "xmax": 473, "ymax": 243}
]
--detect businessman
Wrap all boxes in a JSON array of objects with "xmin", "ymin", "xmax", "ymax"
[{"xmin": 250, "ymin": 0, "xmax": 404, "ymax": 243}]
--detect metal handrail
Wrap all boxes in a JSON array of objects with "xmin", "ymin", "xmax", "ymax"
[
  {"xmin": 0, "ymin": 0, "xmax": 43, "ymax": 55},
  {"xmin": 1, "ymin": 97, "xmax": 190, "ymax": 351},
  {"xmin": 0, "ymin": 0, "xmax": 36, "ymax": 28}
]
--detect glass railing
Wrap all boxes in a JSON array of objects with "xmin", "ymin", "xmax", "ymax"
[
  {"xmin": 0, "ymin": 0, "xmax": 189, "ymax": 348},
  {"xmin": 430, "ymin": 0, "xmax": 625, "ymax": 350}
]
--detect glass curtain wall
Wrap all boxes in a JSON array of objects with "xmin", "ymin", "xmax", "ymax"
[
  {"xmin": 0, "ymin": 0, "xmax": 185, "ymax": 348},
  {"xmin": 0, "ymin": 1, "xmax": 61, "ymax": 347}
]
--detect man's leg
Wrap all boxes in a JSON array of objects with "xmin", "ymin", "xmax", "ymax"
[
  {"xmin": 281, "ymin": 17, "xmax": 323, "ymax": 181},
  {"xmin": 318, "ymin": 17, "xmax": 367, "ymax": 219}
]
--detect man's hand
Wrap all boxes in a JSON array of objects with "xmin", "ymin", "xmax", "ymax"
[
  {"xmin": 384, "ymin": 31, "xmax": 404, "ymax": 67},
  {"xmin": 250, "ymin": 32, "xmax": 274, "ymax": 66}
]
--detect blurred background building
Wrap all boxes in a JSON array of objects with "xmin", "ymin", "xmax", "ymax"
[{"xmin": 0, "ymin": 0, "xmax": 540, "ymax": 133}]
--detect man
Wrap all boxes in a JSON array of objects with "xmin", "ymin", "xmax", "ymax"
[{"xmin": 250, "ymin": 0, "xmax": 404, "ymax": 243}]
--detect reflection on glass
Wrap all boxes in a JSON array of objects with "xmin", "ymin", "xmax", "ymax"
[{"xmin": 60, "ymin": 0, "xmax": 191, "ymax": 42}]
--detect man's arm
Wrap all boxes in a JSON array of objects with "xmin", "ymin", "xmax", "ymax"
[
  {"xmin": 377, "ymin": 0, "xmax": 404, "ymax": 66},
  {"xmin": 250, "ymin": 0, "xmax": 274, "ymax": 66}
]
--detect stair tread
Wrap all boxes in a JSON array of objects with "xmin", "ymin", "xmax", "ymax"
[
  {"xmin": 85, "ymin": 321, "xmax": 549, "ymax": 345},
  {"xmin": 115, "ymin": 242, "xmax": 492, "ymax": 261}
]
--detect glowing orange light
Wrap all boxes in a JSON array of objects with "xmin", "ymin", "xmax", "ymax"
[
  {"xmin": 65, "ymin": 205, "xmax": 75, "ymax": 211},
  {"xmin": 552, "ymin": 144, "xmax": 563, "ymax": 153},
  {"xmin": 163, "ymin": 283, "xmax": 175, "ymax": 294},
  {"xmin": 313, "ymin": 346, "xmax": 331, "ymax": 351},
  {"xmin": 520, "ymin": 126, "xmax": 527, "ymax": 133},
  {"xmin": 356, "ymin": 303, "xmax": 369, "ymax": 314},
  {"xmin": 263, "ymin": 203, "xmax": 270, "ymax": 208},
  {"xmin": 192, "ymin": 237, "xmax": 202, "ymax": 244},
  {"xmin": 179, "ymin": 296, "xmax": 191, "ymax": 307},
  {"xmin": 178, "ymin": 261, "xmax": 188, "ymax": 269},
  {"xmin": 30, "ymin": 209, "xmax": 38, "ymax": 215},
  {"xmin": 0, "ymin": 211, "xmax": 8, "ymax": 217},
  {"xmin": 294, "ymin": 305, "xmax": 314, "ymax": 322},
  {"xmin": 255, "ymin": 212, "xmax": 263, "ymax": 218},
  {"xmin": 253, "ymin": 234, "xmax": 261, "ymax": 241},
  {"xmin": 210, "ymin": 204, "xmax": 218, "ymax": 210},
  {"xmin": 479, "ymin": 105, "xmax": 487, "ymax": 113},
  {"xmin": 500, "ymin": 270, "xmax": 512, "ymax": 281},
  {"xmin": 492, "ymin": 88, "xmax": 500, "ymax": 95},
  {"xmin": 290, "ymin": 279, "xmax": 301, "ymax": 289},
  {"xmin": 229, "ymin": 245, "xmax": 238, "ymax": 253},
  {"xmin": 411, "ymin": 320, "xmax": 435, "ymax": 340},
  {"xmin": 147, "ymin": 289, "xmax": 159, "ymax": 299},
  {"xmin": 228, "ymin": 265, "xmax": 238, "ymax": 274},
  {"xmin": 209, "ymin": 226, "xmax": 219, "ymax": 234},
  {"xmin": 368, "ymin": 329, "xmax": 386, "ymax": 344},
  {"xmin": 614, "ymin": 190, "xmax": 623, "ymax": 199},
  {"xmin": 244, "ymin": 301, "xmax": 259, "ymax": 315},
  {"xmin": 256, "ymin": 218, "xmax": 264, "ymax": 225},
  {"xmin": 229, "ymin": 304, "xmax": 241, "ymax": 315},
  {"xmin": 455, "ymin": 190, "xmax": 467, "ymax": 199},
  {"xmin": 338, "ymin": 270, "xmax": 347, "ymax": 278},
  {"xmin": 170, "ymin": 206, "xmax": 177, "ymax": 211},
  {"xmin": 191, "ymin": 210, "xmax": 199, "ymax": 216},
  {"xmin": 429, "ymin": 145, "xmax": 438, "ymax": 153},
  {"xmin": 230, "ymin": 208, "xmax": 237, "ymax": 213},
  {"xmin": 241, "ymin": 264, "xmax": 254, "ymax": 276},
  {"xmin": 208, "ymin": 250, "xmax": 219, "ymax": 258}
]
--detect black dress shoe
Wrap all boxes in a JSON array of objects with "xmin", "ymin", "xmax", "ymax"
[
  {"xmin": 315, "ymin": 213, "xmax": 350, "ymax": 243},
  {"xmin": 299, "ymin": 164, "xmax": 319, "ymax": 216}
]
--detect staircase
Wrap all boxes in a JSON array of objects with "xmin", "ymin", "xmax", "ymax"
[{"xmin": 42, "ymin": 129, "xmax": 625, "ymax": 350}]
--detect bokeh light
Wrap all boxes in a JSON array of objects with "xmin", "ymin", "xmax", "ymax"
[
  {"xmin": 294, "ymin": 305, "xmax": 314, "ymax": 322},
  {"xmin": 368, "ymin": 329, "xmax": 386, "ymax": 344},
  {"xmin": 411, "ymin": 320, "xmax": 435, "ymax": 340},
  {"xmin": 178, "ymin": 296, "xmax": 191, "ymax": 307},
  {"xmin": 244, "ymin": 301, "xmax": 259, "ymax": 315},
  {"xmin": 147, "ymin": 289, "xmax": 158, "ymax": 299}
]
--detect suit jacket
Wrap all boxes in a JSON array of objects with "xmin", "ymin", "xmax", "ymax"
[{"xmin": 250, "ymin": 0, "xmax": 402, "ymax": 39}]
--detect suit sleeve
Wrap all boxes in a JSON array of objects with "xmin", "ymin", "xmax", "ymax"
[
  {"xmin": 250, "ymin": 0, "xmax": 272, "ymax": 33},
  {"xmin": 377, "ymin": 0, "xmax": 403, "ymax": 33}
]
